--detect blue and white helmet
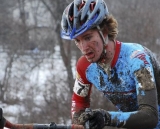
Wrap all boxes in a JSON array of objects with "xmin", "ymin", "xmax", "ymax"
[{"xmin": 61, "ymin": 0, "xmax": 109, "ymax": 40}]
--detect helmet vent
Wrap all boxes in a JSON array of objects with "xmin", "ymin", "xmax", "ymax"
[
  {"xmin": 78, "ymin": 1, "xmax": 85, "ymax": 11},
  {"xmin": 90, "ymin": 2, "xmax": 96, "ymax": 11},
  {"xmin": 80, "ymin": 15, "xmax": 88, "ymax": 25},
  {"xmin": 69, "ymin": 16, "xmax": 74, "ymax": 21},
  {"xmin": 68, "ymin": 3, "xmax": 74, "ymax": 24}
]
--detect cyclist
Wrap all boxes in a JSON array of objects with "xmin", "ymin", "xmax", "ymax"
[{"xmin": 61, "ymin": 0, "xmax": 160, "ymax": 129}]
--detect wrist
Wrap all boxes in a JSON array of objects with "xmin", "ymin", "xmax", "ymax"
[
  {"xmin": 109, "ymin": 116, "xmax": 125, "ymax": 128},
  {"xmin": 96, "ymin": 109, "xmax": 111, "ymax": 126},
  {"xmin": 103, "ymin": 111, "xmax": 111, "ymax": 126}
]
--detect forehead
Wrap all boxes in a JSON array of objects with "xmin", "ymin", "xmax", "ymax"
[{"xmin": 75, "ymin": 29, "xmax": 98, "ymax": 39}]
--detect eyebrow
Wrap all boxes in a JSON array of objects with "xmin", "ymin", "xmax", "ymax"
[
  {"xmin": 83, "ymin": 33, "xmax": 92, "ymax": 37},
  {"xmin": 75, "ymin": 32, "xmax": 93, "ymax": 40}
]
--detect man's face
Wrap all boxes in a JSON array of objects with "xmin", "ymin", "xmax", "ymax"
[{"xmin": 74, "ymin": 29, "xmax": 104, "ymax": 62}]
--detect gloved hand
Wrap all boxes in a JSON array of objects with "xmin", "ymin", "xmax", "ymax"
[
  {"xmin": 78, "ymin": 108, "xmax": 111, "ymax": 129},
  {"xmin": 0, "ymin": 108, "xmax": 6, "ymax": 129},
  {"xmin": 72, "ymin": 110, "xmax": 85, "ymax": 124}
]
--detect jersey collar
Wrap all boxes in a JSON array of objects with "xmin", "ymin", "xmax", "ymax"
[{"xmin": 111, "ymin": 40, "xmax": 121, "ymax": 68}]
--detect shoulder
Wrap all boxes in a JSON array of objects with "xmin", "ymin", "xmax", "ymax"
[
  {"xmin": 121, "ymin": 42, "xmax": 144, "ymax": 52},
  {"xmin": 76, "ymin": 56, "xmax": 91, "ymax": 71},
  {"xmin": 120, "ymin": 42, "xmax": 146, "ymax": 57},
  {"xmin": 76, "ymin": 56, "xmax": 91, "ymax": 83},
  {"xmin": 120, "ymin": 42, "xmax": 153, "ymax": 70}
]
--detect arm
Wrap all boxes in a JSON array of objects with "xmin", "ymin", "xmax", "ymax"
[
  {"xmin": 122, "ymin": 67, "xmax": 158, "ymax": 128},
  {"xmin": 78, "ymin": 67, "xmax": 159, "ymax": 128},
  {"xmin": 71, "ymin": 79, "xmax": 92, "ymax": 124},
  {"xmin": 77, "ymin": 51, "xmax": 159, "ymax": 129},
  {"xmin": 108, "ymin": 48, "xmax": 159, "ymax": 128},
  {"xmin": 108, "ymin": 55, "xmax": 159, "ymax": 128},
  {"xmin": 72, "ymin": 56, "xmax": 92, "ymax": 124},
  {"xmin": 108, "ymin": 84, "xmax": 158, "ymax": 128}
]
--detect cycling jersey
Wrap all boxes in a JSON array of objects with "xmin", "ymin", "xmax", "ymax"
[{"xmin": 72, "ymin": 41, "xmax": 160, "ymax": 128}]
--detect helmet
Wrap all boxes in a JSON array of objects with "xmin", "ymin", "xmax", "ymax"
[{"xmin": 61, "ymin": 0, "xmax": 109, "ymax": 40}]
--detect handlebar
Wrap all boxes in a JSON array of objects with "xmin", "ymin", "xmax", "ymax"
[
  {"xmin": 6, "ymin": 121, "xmax": 85, "ymax": 129},
  {"xmin": 5, "ymin": 108, "xmax": 92, "ymax": 129}
]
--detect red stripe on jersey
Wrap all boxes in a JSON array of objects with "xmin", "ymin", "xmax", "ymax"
[{"xmin": 111, "ymin": 41, "xmax": 121, "ymax": 68}]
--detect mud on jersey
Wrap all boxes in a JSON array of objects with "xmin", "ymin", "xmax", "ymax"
[{"xmin": 72, "ymin": 41, "xmax": 159, "ymax": 128}]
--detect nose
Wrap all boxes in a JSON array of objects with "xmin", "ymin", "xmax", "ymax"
[{"xmin": 78, "ymin": 41, "xmax": 89, "ymax": 51}]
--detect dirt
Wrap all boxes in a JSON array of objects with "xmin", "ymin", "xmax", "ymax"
[{"xmin": 135, "ymin": 67, "xmax": 155, "ymax": 90}]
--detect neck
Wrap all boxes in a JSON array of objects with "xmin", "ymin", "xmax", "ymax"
[
  {"xmin": 98, "ymin": 40, "xmax": 116, "ymax": 64},
  {"xmin": 106, "ymin": 40, "xmax": 116, "ymax": 63},
  {"xmin": 97, "ymin": 40, "xmax": 115, "ymax": 75}
]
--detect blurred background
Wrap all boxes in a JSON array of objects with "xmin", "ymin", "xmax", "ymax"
[{"xmin": 0, "ymin": 0, "xmax": 160, "ymax": 128}]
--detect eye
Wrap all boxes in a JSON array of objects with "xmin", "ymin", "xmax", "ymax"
[{"xmin": 84, "ymin": 36, "xmax": 91, "ymax": 41}]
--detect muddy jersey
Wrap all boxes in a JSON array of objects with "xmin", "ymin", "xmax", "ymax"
[{"xmin": 72, "ymin": 41, "xmax": 159, "ymax": 128}]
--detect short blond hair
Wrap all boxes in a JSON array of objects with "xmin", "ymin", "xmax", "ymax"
[{"xmin": 99, "ymin": 14, "xmax": 118, "ymax": 41}]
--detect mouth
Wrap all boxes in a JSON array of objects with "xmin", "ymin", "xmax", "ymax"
[{"xmin": 84, "ymin": 51, "xmax": 95, "ymax": 60}]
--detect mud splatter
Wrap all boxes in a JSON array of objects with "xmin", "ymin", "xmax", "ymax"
[
  {"xmin": 134, "ymin": 67, "xmax": 155, "ymax": 90},
  {"xmin": 99, "ymin": 72, "xmax": 105, "ymax": 88},
  {"xmin": 109, "ymin": 68, "xmax": 121, "ymax": 85}
]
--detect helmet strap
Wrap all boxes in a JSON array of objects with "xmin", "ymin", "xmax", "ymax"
[
  {"xmin": 97, "ymin": 26, "xmax": 108, "ymax": 46},
  {"xmin": 96, "ymin": 26, "xmax": 112, "ymax": 75},
  {"xmin": 97, "ymin": 25, "xmax": 108, "ymax": 62}
]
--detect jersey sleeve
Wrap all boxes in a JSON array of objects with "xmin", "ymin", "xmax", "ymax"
[
  {"xmin": 108, "ymin": 49, "xmax": 159, "ymax": 128},
  {"xmin": 71, "ymin": 56, "xmax": 92, "ymax": 118}
]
